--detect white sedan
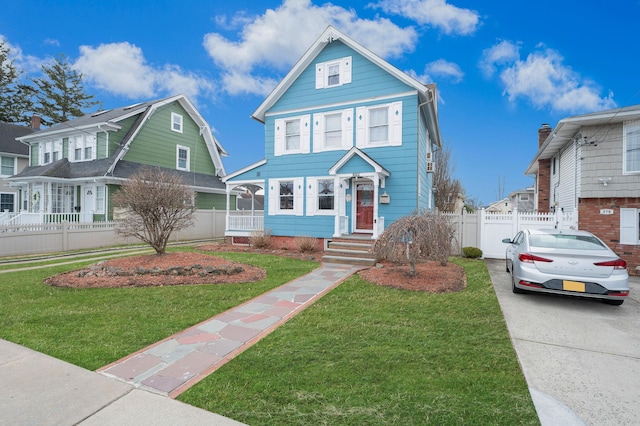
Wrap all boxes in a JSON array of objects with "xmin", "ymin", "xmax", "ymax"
[{"xmin": 502, "ymin": 228, "xmax": 629, "ymax": 305}]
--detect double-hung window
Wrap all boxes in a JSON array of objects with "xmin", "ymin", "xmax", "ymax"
[
  {"xmin": 624, "ymin": 121, "xmax": 640, "ymax": 174},
  {"xmin": 279, "ymin": 181, "xmax": 294, "ymax": 210},
  {"xmin": 306, "ymin": 177, "xmax": 338, "ymax": 216},
  {"xmin": 0, "ymin": 193, "xmax": 14, "ymax": 212},
  {"xmin": 317, "ymin": 179, "xmax": 334, "ymax": 211},
  {"xmin": 312, "ymin": 109, "xmax": 353, "ymax": 152},
  {"xmin": 1, "ymin": 156, "xmax": 15, "ymax": 176},
  {"xmin": 355, "ymin": 101, "xmax": 403, "ymax": 148},
  {"xmin": 41, "ymin": 140, "xmax": 61, "ymax": 164},
  {"xmin": 315, "ymin": 56, "xmax": 352, "ymax": 89},
  {"xmin": 274, "ymin": 115, "xmax": 310, "ymax": 156},
  {"xmin": 171, "ymin": 112, "xmax": 183, "ymax": 133},
  {"xmin": 177, "ymin": 145, "xmax": 190, "ymax": 171}
]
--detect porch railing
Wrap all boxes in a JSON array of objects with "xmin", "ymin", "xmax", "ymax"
[
  {"xmin": 7, "ymin": 212, "xmax": 84, "ymax": 225},
  {"xmin": 227, "ymin": 212, "xmax": 264, "ymax": 231}
]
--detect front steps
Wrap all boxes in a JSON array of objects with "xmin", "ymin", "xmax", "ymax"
[{"xmin": 322, "ymin": 235, "xmax": 377, "ymax": 266}]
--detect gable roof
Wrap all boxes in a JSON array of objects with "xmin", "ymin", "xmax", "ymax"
[
  {"xmin": 251, "ymin": 26, "xmax": 441, "ymax": 148},
  {"xmin": 0, "ymin": 122, "xmax": 35, "ymax": 156},
  {"xmin": 16, "ymin": 94, "xmax": 229, "ymax": 178},
  {"xmin": 526, "ymin": 104, "xmax": 640, "ymax": 175},
  {"xmin": 329, "ymin": 147, "xmax": 390, "ymax": 177}
]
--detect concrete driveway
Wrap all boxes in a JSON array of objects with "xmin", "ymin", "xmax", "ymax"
[{"xmin": 486, "ymin": 259, "xmax": 640, "ymax": 425}]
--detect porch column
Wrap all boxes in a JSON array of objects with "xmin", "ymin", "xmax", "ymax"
[
  {"xmin": 225, "ymin": 186, "xmax": 230, "ymax": 231},
  {"xmin": 372, "ymin": 176, "xmax": 380, "ymax": 239}
]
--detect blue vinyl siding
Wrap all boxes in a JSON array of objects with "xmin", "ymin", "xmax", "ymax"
[{"xmin": 227, "ymin": 37, "xmax": 435, "ymax": 238}]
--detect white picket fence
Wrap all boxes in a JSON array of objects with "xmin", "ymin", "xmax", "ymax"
[{"xmin": 444, "ymin": 209, "xmax": 578, "ymax": 259}]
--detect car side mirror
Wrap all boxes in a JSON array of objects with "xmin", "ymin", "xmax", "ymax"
[{"xmin": 501, "ymin": 238, "xmax": 512, "ymax": 244}]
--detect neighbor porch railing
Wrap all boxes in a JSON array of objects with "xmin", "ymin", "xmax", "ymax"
[
  {"xmin": 7, "ymin": 212, "xmax": 84, "ymax": 225},
  {"xmin": 227, "ymin": 211, "xmax": 264, "ymax": 232}
]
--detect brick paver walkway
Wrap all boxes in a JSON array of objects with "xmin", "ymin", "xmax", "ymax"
[{"xmin": 98, "ymin": 263, "xmax": 363, "ymax": 398}]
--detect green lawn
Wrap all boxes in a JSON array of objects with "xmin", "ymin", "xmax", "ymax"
[
  {"xmin": 178, "ymin": 257, "xmax": 538, "ymax": 425},
  {"xmin": 0, "ymin": 249, "xmax": 318, "ymax": 370},
  {"xmin": 0, "ymin": 250, "xmax": 538, "ymax": 424}
]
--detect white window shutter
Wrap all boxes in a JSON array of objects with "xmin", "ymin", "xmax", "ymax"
[
  {"xmin": 341, "ymin": 56, "xmax": 352, "ymax": 85},
  {"xmin": 268, "ymin": 179, "xmax": 277, "ymax": 216},
  {"xmin": 390, "ymin": 101, "xmax": 403, "ymax": 146},
  {"xmin": 274, "ymin": 119, "xmax": 284, "ymax": 156},
  {"xmin": 355, "ymin": 106, "xmax": 366, "ymax": 148},
  {"xmin": 343, "ymin": 108, "xmax": 353, "ymax": 149},
  {"xmin": 620, "ymin": 208, "xmax": 638, "ymax": 245},
  {"xmin": 313, "ymin": 114, "xmax": 323, "ymax": 153},
  {"xmin": 306, "ymin": 177, "xmax": 316, "ymax": 216},
  {"xmin": 315, "ymin": 63, "xmax": 325, "ymax": 89},
  {"xmin": 301, "ymin": 115, "xmax": 311, "ymax": 154},
  {"xmin": 294, "ymin": 178, "xmax": 304, "ymax": 216},
  {"xmin": 337, "ymin": 178, "xmax": 346, "ymax": 215}
]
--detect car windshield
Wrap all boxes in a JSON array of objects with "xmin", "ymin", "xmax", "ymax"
[{"xmin": 529, "ymin": 234, "xmax": 606, "ymax": 250}]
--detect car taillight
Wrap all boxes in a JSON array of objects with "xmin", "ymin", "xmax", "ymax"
[
  {"xmin": 518, "ymin": 253, "xmax": 553, "ymax": 263},
  {"xmin": 594, "ymin": 259, "xmax": 627, "ymax": 270}
]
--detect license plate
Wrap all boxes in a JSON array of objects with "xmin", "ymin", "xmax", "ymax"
[{"xmin": 563, "ymin": 280, "xmax": 585, "ymax": 292}]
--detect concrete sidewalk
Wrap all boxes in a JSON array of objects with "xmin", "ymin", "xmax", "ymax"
[
  {"xmin": 0, "ymin": 339, "xmax": 244, "ymax": 426},
  {"xmin": 0, "ymin": 263, "xmax": 362, "ymax": 425}
]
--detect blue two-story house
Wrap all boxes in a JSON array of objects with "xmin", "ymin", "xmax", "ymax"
[{"xmin": 223, "ymin": 26, "xmax": 442, "ymax": 251}]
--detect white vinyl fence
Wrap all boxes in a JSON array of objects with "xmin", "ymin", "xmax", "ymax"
[
  {"xmin": 444, "ymin": 209, "xmax": 578, "ymax": 259},
  {"xmin": 0, "ymin": 209, "xmax": 226, "ymax": 257}
]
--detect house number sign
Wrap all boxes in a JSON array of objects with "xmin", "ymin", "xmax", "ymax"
[{"xmin": 599, "ymin": 209, "xmax": 614, "ymax": 215}]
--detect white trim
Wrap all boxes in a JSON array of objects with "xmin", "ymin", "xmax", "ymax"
[
  {"xmin": 176, "ymin": 145, "xmax": 190, "ymax": 171},
  {"xmin": 171, "ymin": 112, "xmax": 183, "ymax": 133},
  {"xmin": 355, "ymin": 101, "xmax": 402, "ymax": 148},
  {"xmin": 268, "ymin": 177, "xmax": 304, "ymax": 216},
  {"xmin": 306, "ymin": 176, "xmax": 337, "ymax": 216},
  {"xmin": 264, "ymin": 91, "xmax": 416, "ymax": 119},
  {"xmin": 312, "ymin": 108, "xmax": 353, "ymax": 153},
  {"xmin": 315, "ymin": 56, "xmax": 352, "ymax": 89},
  {"xmin": 623, "ymin": 120, "xmax": 640, "ymax": 175},
  {"xmin": 274, "ymin": 115, "xmax": 311, "ymax": 156}
]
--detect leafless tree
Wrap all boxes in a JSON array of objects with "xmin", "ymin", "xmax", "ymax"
[
  {"xmin": 373, "ymin": 211, "xmax": 456, "ymax": 276},
  {"xmin": 113, "ymin": 167, "xmax": 196, "ymax": 255},
  {"xmin": 434, "ymin": 144, "xmax": 463, "ymax": 212}
]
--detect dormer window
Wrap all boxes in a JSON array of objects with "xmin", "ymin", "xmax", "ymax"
[
  {"xmin": 171, "ymin": 112, "xmax": 183, "ymax": 133},
  {"xmin": 315, "ymin": 56, "xmax": 352, "ymax": 89}
]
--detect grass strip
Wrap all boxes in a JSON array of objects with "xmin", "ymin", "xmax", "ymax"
[{"xmin": 178, "ymin": 258, "xmax": 538, "ymax": 425}]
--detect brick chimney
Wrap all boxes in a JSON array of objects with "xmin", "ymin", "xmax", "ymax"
[
  {"xmin": 31, "ymin": 114, "xmax": 41, "ymax": 130},
  {"xmin": 536, "ymin": 124, "xmax": 552, "ymax": 212}
]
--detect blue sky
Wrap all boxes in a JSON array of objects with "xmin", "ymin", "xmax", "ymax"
[{"xmin": 1, "ymin": 0, "xmax": 637, "ymax": 206}]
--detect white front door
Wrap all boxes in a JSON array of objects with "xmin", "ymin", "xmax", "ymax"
[{"xmin": 82, "ymin": 186, "xmax": 95, "ymax": 221}]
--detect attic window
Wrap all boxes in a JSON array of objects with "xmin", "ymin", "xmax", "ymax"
[
  {"xmin": 315, "ymin": 56, "xmax": 352, "ymax": 89},
  {"xmin": 171, "ymin": 112, "xmax": 183, "ymax": 133}
]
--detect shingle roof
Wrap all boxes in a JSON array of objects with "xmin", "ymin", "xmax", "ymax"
[{"xmin": 0, "ymin": 122, "xmax": 35, "ymax": 155}]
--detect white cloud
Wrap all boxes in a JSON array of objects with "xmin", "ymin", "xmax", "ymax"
[
  {"xmin": 204, "ymin": 0, "xmax": 418, "ymax": 96},
  {"xmin": 370, "ymin": 0, "xmax": 479, "ymax": 35},
  {"xmin": 74, "ymin": 42, "xmax": 216, "ymax": 103},
  {"xmin": 479, "ymin": 40, "xmax": 520, "ymax": 77},
  {"xmin": 424, "ymin": 59, "xmax": 463, "ymax": 83},
  {"xmin": 482, "ymin": 41, "xmax": 616, "ymax": 114},
  {"xmin": 0, "ymin": 35, "xmax": 44, "ymax": 74}
]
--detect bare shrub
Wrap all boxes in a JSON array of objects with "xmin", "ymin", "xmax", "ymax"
[
  {"xmin": 113, "ymin": 166, "xmax": 196, "ymax": 255},
  {"xmin": 250, "ymin": 229, "xmax": 272, "ymax": 249},
  {"xmin": 373, "ymin": 211, "xmax": 455, "ymax": 276},
  {"xmin": 295, "ymin": 236, "xmax": 318, "ymax": 253}
]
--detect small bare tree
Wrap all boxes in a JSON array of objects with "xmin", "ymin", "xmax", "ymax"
[
  {"xmin": 373, "ymin": 211, "xmax": 455, "ymax": 276},
  {"xmin": 113, "ymin": 167, "xmax": 196, "ymax": 255},
  {"xmin": 434, "ymin": 144, "xmax": 463, "ymax": 212}
]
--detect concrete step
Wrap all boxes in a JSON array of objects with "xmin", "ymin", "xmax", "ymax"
[
  {"xmin": 324, "ymin": 248, "xmax": 374, "ymax": 259},
  {"xmin": 322, "ymin": 255, "xmax": 376, "ymax": 266}
]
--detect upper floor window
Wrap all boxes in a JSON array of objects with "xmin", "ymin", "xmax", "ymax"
[
  {"xmin": 71, "ymin": 135, "xmax": 96, "ymax": 162},
  {"xmin": 177, "ymin": 145, "xmax": 190, "ymax": 171},
  {"xmin": 315, "ymin": 56, "xmax": 352, "ymax": 89},
  {"xmin": 40, "ymin": 140, "xmax": 62, "ymax": 164},
  {"xmin": 171, "ymin": 112, "xmax": 183, "ymax": 133},
  {"xmin": 313, "ymin": 109, "xmax": 353, "ymax": 152},
  {"xmin": 355, "ymin": 101, "xmax": 403, "ymax": 148},
  {"xmin": 624, "ymin": 121, "xmax": 640, "ymax": 174},
  {"xmin": 274, "ymin": 115, "xmax": 310, "ymax": 156},
  {"xmin": 1, "ymin": 156, "xmax": 15, "ymax": 176}
]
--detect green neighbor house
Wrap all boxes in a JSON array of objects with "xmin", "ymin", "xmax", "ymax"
[{"xmin": 7, "ymin": 95, "xmax": 232, "ymax": 223}]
